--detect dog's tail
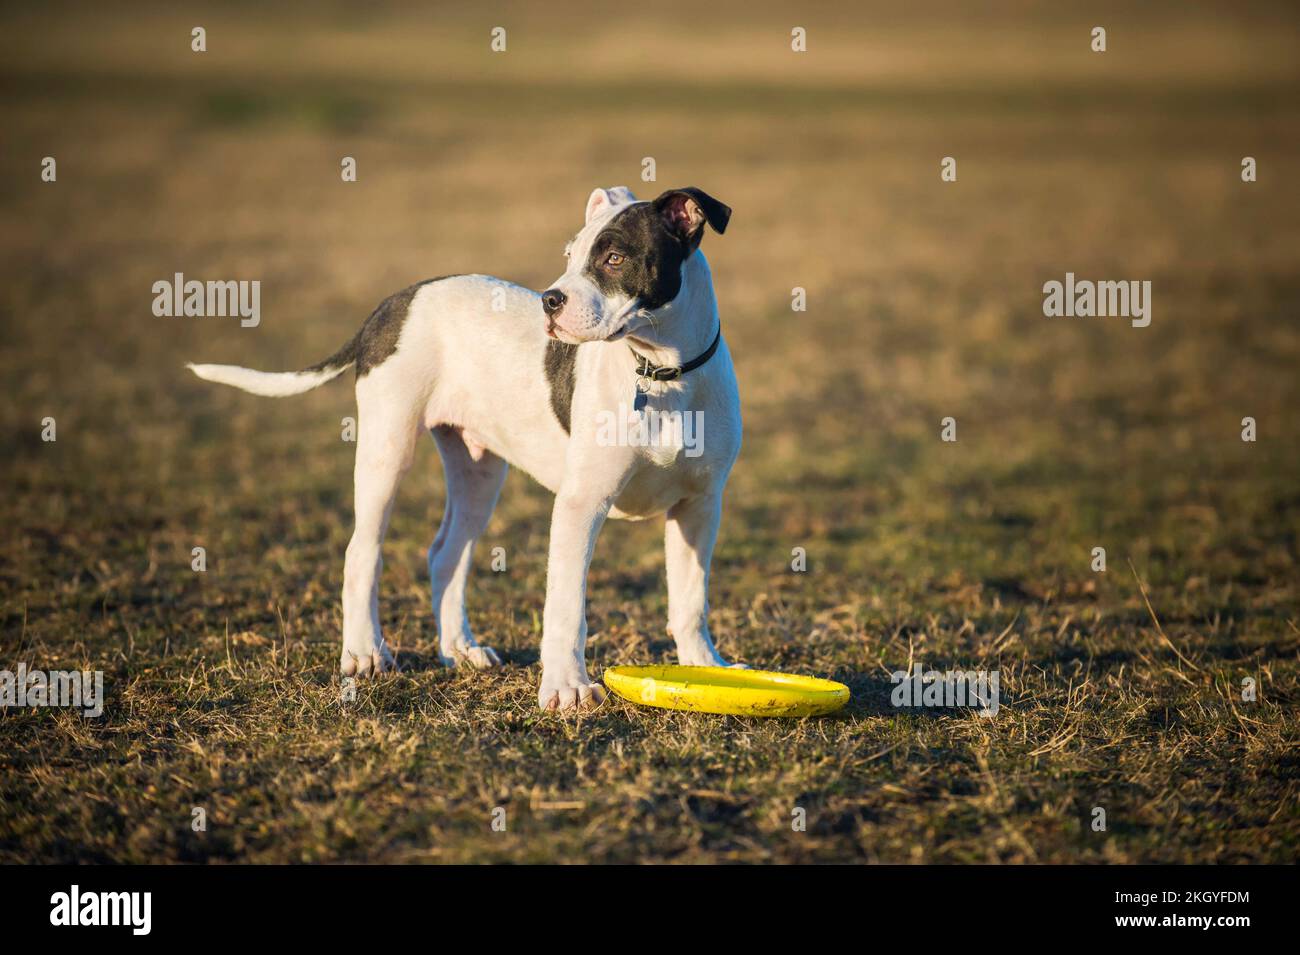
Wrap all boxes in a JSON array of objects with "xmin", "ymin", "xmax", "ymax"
[{"xmin": 186, "ymin": 334, "xmax": 358, "ymax": 397}]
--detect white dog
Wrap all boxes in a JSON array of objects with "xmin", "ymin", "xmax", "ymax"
[{"xmin": 189, "ymin": 186, "xmax": 741, "ymax": 711}]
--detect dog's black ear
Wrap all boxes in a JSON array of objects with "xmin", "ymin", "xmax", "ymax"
[{"xmin": 654, "ymin": 188, "xmax": 731, "ymax": 245}]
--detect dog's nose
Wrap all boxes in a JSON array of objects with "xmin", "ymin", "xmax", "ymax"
[{"xmin": 541, "ymin": 289, "xmax": 567, "ymax": 317}]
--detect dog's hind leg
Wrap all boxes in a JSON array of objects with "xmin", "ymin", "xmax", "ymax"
[
  {"xmin": 428, "ymin": 425, "xmax": 508, "ymax": 668},
  {"xmin": 339, "ymin": 375, "xmax": 422, "ymax": 677}
]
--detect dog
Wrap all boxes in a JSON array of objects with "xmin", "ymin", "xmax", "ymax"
[{"xmin": 188, "ymin": 186, "xmax": 740, "ymax": 711}]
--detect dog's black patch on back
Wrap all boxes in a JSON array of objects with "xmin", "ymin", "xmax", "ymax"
[
  {"xmin": 584, "ymin": 204, "xmax": 690, "ymax": 310},
  {"xmin": 544, "ymin": 339, "xmax": 579, "ymax": 433},
  {"xmin": 353, "ymin": 275, "xmax": 461, "ymax": 378},
  {"xmin": 301, "ymin": 333, "xmax": 358, "ymax": 376}
]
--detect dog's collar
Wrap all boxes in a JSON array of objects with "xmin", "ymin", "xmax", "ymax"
[{"xmin": 629, "ymin": 326, "xmax": 721, "ymax": 382}]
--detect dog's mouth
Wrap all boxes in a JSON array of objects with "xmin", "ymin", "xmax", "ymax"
[
  {"xmin": 546, "ymin": 318, "xmax": 630, "ymax": 343},
  {"xmin": 546, "ymin": 320, "xmax": 587, "ymax": 345}
]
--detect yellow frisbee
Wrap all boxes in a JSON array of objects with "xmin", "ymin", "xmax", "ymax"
[{"xmin": 603, "ymin": 665, "xmax": 850, "ymax": 717}]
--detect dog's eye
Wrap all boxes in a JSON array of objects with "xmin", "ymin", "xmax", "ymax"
[{"xmin": 605, "ymin": 252, "xmax": 625, "ymax": 268}]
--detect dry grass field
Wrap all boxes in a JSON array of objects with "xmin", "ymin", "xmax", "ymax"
[{"xmin": 2, "ymin": 1, "xmax": 1298, "ymax": 863}]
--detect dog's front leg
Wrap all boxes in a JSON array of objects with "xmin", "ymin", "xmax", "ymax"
[
  {"xmin": 665, "ymin": 492, "xmax": 737, "ymax": 667},
  {"xmin": 538, "ymin": 489, "xmax": 612, "ymax": 711}
]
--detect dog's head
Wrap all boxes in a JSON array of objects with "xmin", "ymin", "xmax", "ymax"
[{"xmin": 540, "ymin": 186, "xmax": 730, "ymax": 344}]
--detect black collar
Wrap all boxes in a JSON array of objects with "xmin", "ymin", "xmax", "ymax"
[{"xmin": 630, "ymin": 326, "xmax": 722, "ymax": 382}]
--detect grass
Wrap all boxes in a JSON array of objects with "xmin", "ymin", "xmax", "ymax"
[{"xmin": 1, "ymin": 0, "xmax": 1298, "ymax": 864}]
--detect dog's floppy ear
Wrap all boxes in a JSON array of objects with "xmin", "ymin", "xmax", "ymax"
[
  {"xmin": 585, "ymin": 186, "xmax": 638, "ymax": 224},
  {"xmin": 653, "ymin": 187, "xmax": 731, "ymax": 245}
]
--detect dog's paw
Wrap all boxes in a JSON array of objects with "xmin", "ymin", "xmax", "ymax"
[
  {"xmin": 340, "ymin": 642, "xmax": 395, "ymax": 678},
  {"xmin": 440, "ymin": 644, "xmax": 502, "ymax": 669},
  {"xmin": 676, "ymin": 642, "xmax": 743, "ymax": 668},
  {"xmin": 537, "ymin": 672, "xmax": 606, "ymax": 713}
]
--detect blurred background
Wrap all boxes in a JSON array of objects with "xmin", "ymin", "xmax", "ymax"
[{"xmin": 1, "ymin": 1, "xmax": 1298, "ymax": 862}]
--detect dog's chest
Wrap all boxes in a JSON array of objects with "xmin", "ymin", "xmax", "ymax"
[
  {"xmin": 610, "ymin": 452, "xmax": 713, "ymax": 519},
  {"xmin": 607, "ymin": 388, "xmax": 738, "ymax": 519}
]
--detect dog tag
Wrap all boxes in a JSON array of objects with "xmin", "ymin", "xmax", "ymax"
[{"xmin": 633, "ymin": 378, "xmax": 649, "ymax": 413}]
